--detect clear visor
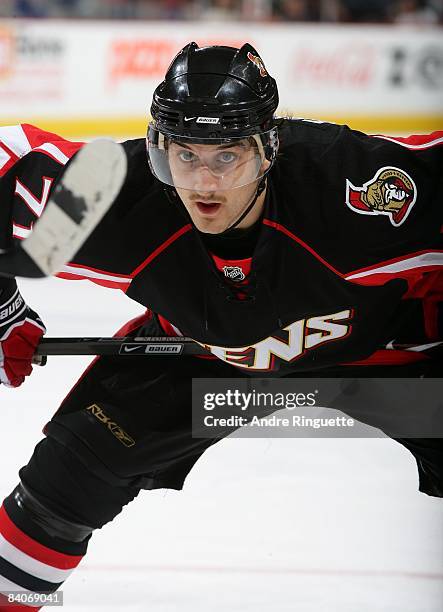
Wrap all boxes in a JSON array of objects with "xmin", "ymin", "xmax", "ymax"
[{"xmin": 147, "ymin": 125, "xmax": 278, "ymax": 191}]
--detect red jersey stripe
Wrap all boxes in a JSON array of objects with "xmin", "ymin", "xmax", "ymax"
[
  {"xmin": 61, "ymin": 261, "xmax": 132, "ymax": 280},
  {"xmin": 263, "ymin": 219, "xmax": 344, "ymax": 277},
  {"xmin": 130, "ymin": 224, "xmax": 192, "ymax": 277},
  {"xmin": 157, "ymin": 314, "xmax": 181, "ymax": 336},
  {"xmin": 0, "ymin": 506, "xmax": 83, "ymax": 571},
  {"xmin": 0, "ymin": 140, "xmax": 21, "ymax": 178},
  {"xmin": 343, "ymin": 349, "xmax": 428, "ymax": 366},
  {"xmin": 55, "ymin": 272, "xmax": 131, "ymax": 291},
  {"xmin": 373, "ymin": 131, "xmax": 443, "ymax": 150},
  {"xmin": 345, "ymin": 250, "xmax": 443, "ymax": 280},
  {"xmin": 21, "ymin": 124, "xmax": 84, "ymax": 157},
  {"xmin": 56, "ymin": 263, "xmax": 132, "ymax": 291}
]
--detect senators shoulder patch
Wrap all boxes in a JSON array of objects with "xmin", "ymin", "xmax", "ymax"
[{"xmin": 345, "ymin": 167, "xmax": 417, "ymax": 227}]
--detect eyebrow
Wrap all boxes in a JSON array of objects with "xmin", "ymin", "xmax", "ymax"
[{"xmin": 174, "ymin": 142, "xmax": 245, "ymax": 151}]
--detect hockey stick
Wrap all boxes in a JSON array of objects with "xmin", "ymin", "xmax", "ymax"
[
  {"xmin": 32, "ymin": 337, "xmax": 443, "ymax": 366},
  {"xmin": 33, "ymin": 336, "xmax": 210, "ymax": 365},
  {"xmin": 0, "ymin": 139, "xmax": 127, "ymax": 278}
]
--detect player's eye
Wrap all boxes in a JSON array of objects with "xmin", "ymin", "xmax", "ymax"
[
  {"xmin": 217, "ymin": 151, "xmax": 238, "ymax": 164},
  {"xmin": 177, "ymin": 150, "xmax": 197, "ymax": 163}
]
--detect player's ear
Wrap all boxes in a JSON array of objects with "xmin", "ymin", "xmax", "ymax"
[{"xmin": 260, "ymin": 158, "xmax": 271, "ymax": 173}]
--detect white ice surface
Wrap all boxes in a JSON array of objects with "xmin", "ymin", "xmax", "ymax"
[{"xmin": 1, "ymin": 277, "xmax": 442, "ymax": 611}]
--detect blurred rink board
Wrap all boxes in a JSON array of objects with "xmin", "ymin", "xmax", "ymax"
[{"xmin": 0, "ymin": 19, "xmax": 442, "ymax": 139}]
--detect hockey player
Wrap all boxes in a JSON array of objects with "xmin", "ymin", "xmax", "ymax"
[{"xmin": 0, "ymin": 42, "xmax": 442, "ymax": 608}]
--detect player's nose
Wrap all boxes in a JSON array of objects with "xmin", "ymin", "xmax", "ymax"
[{"xmin": 191, "ymin": 167, "xmax": 221, "ymax": 192}]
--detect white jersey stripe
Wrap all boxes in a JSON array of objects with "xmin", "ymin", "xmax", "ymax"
[
  {"xmin": 0, "ymin": 127, "xmax": 71, "ymax": 168},
  {"xmin": 12, "ymin": 223, "xmax": 32, "ymax": 240},
  {"xmin": 0, "ymin": 125, "xmax": 31, "ymax": 158},
  {"xmin": 171, "ymin": 322, "xmax": 183, "ymax": 336},
  {"xmin": 375, "ymin": 135, "xmax": 443, "ymax": 150},
  {"xmin": 61, "ymin": 264, "xmax": 132, "ymax": 284},
  {"xmin": 0, "ymin": 147, "xmax": 11, "ymax": 173},
  {"xmin": 34, "ymin": 142, "xmax": 70, "ymax": 166},
  {"xmin": 0, "ymin": 533, "xmax": 72, "ymax": 584},
  {"xmin": 406, "ymin": 341, "xmax": 443, "ymax": 353},
  {"xmin": 15, "ymin": 178, "xmax": 52, "ymax": 218},
  {"xmin": 346, "ymin": 252, "xmax": 443, "ymax": 280}
]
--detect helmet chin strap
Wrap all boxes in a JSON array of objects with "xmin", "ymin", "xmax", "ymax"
[
  {"xmin": 217, "ymin": 177, "xmax": 267, "ymax": 236},
  {"xmin": 164, "ymin": 176, "xmax": 267, "ymax": 236}
]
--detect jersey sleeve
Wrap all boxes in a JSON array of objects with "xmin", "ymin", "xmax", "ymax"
[
  {"xmin": 277, "ymin": 120, "xmax": 443, "ymax": 273},
  {"xmin": 0, "ymin": 125, "xmax": 154, "ymax": 294},
  {"xmin": 277, "ymin": 120, "xmax": 443, "ymax": 348},
  {"xmin": 332, "ymin": 127, "xmax": 443, "ymax": 347},
  {"xmin": 331, "ymin": 127, "xmax": 443, "ymax": 282},
  {"xmin": 0, "ymin": 124, "xmax": 84, "ymax": 249},
  {"xmin": 341, "ymin": 127, "xmax": 443, "ymax": 236}
]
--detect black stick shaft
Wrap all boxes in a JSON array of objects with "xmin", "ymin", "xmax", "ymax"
[
  {"xmin": 35, "ymin": 336, "xmax": 209, "ymax": 357},
  {"xmin": 35, "ymin": 337, "xmax": 443, "ymax": 358},
  {"xmin": 32, "ymin": 337, "xmax": 443, "ymax": 371}
]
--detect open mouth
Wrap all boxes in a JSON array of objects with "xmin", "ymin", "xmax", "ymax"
[{"xmin": 195, "ymin": 201, "xmax": 222, "ymax": 216}]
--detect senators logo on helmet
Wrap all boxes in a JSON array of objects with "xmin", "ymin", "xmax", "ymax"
[
  {"xmin": 247, "ymin": 51, "xmax": 268, "ymax": 77},
  {"xmin": 346, "ymin": 167, "xmax": 417, "ymax": 227}
]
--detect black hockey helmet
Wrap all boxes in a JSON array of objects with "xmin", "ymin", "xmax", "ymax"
[
  {"xmin": 150, "ymin": 41, "xmax": 278, "ymax": 138},
  {"xmin": 147, "ymin": 42, "xmax": 279, "ymax": 191}
]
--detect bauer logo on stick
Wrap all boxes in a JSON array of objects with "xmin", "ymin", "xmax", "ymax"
[{"xmin": 346, "ymin": 166, "xmax": 417, "ymax": 227}]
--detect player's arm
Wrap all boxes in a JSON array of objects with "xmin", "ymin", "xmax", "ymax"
[
  {"xmin": 0, "ymin": 124, "xmax": 84, "ymax": 387},
  {"xmin": 0, "ymin": 123, "xmax": 84, "ymax": 249},
  {"xmin": 337, "ymin": 126, "xmax": 443, "ymax": 355}
]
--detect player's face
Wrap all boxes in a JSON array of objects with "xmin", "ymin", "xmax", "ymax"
[{"xmin": 170, "ymin": 141, "xmax": 269, "ymax": 233}]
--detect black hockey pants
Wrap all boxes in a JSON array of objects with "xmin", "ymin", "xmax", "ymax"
[{"xmin": 0, "ymin": 313, "xmax": 442, "ymax": 607}]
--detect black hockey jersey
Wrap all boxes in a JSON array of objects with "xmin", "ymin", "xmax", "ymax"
[{"xmin": 0, "ymin": 120, "xmax": 442, "ymax": 374}]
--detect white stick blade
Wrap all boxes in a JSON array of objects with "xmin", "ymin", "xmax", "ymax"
[{"xmin": 22, "ymin": 139, "xmax": 127, "ymax": 275}]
